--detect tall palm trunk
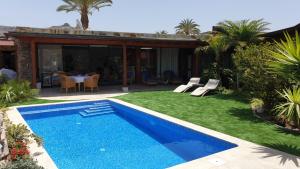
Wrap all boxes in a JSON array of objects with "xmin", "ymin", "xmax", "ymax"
[{"xmin": 81, "ymin": 3, "xmax": 89, "ymax": 30}]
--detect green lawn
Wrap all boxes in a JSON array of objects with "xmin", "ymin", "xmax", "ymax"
[{"xmin": 116, "ymin": 91, "xmax": 300, "ymax": 156}]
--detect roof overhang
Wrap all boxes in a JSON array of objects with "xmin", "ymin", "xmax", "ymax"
[
  {"xmin": 6, "ymin": 27, "xmax": 207, "ymax": 48},
  {"xmin": 262, "ymin": 23, "xmax": 300, "ymax": 38},
  {"xmin": 0, "ymin": 39, "xmax": 14, "ymax": 46}
]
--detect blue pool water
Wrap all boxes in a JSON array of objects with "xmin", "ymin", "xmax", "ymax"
[{"xmin": 18, "ymin": 100, "xmax": 237, "ymax": 169}]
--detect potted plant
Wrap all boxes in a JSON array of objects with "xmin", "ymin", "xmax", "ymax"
[
  {"xmin": 122, "ymin": 86, "xmax": 129, "ymax": 92},
  {"xmin": 250, "ymin": 98, "xmax": 264, "ymax": 113}
]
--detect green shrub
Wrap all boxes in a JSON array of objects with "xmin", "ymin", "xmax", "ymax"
[
  {"xmin": 201, "ymin": 62, "xmax": 219, "ymax": 82},
  {"xmin": 221, "ymin": 68, "xmax": 234, "ymax": 88},
  {"xmin": 0, "ymin": 80, "xmax": 38, "ymax": 104},
  {"xmin": 233, "ymin": 43, "xmax": 286, "ymax": 109},
  {"xmin": 0, "ymin": 74, "xmax": 8, "ymax": 84},
  {"xmin": 2, "ymin": 158, "xmax": 43, "ymax": 169},
  {"xmin": 275, "ymin": 87, "xmax": 300, "ymax": 128}
]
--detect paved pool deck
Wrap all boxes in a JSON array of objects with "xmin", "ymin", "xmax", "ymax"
[
  {"xmin": 38, "ymin": 85, "xmax": 176, "ymax": 100},
  {"xmin": 6, "ymin": 98, "xmax": 300, "ymax": 169}
]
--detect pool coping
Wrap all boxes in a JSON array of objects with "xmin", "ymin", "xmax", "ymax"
[{"xmin": 8, "ymin": 99, "xmax": 300, "ymax": 169}]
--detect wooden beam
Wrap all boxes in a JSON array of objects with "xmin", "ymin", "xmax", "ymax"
[
  {"xmin": 122, "ymin": 45, "xmax": 128, "ymax": 86},
  {"xmin": 16, "ymin": 36, "xmax": 201, "ymax": 48},
  {"xmin": 194, "ymin": 54, "xmax": 200, "ymax": 77},
  {"xmin": 30, "ymin": 41, "xmax": 37, "ymax": 88},
  {"xmin": 135, "ymin": 48, "xmax": 141, "ymax": 84}
]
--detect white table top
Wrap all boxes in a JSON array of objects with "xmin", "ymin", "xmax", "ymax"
[{"xmin": 70, "ymin": 75, "xmax": 88, "ymax": 83}]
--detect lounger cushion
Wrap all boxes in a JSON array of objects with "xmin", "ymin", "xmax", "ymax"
[
  {"xmin": 173, "ymin": 84, "xmax": 192, "ymax": 93},
  {"xmin": 191, "ymin": 88, "xmax": 207, "ymax": 96}
]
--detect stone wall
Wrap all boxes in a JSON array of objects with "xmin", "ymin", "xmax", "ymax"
[
  {"xmin": 0, "ymin": 112, "xmax": 9, "ymax": 161},
  {"xmin": 15, "ymin": 39, "xmax": 32, "ymax": 82}
]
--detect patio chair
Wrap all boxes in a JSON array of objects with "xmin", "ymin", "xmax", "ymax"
[
  {"xmin": 173, "ymin": 77, "xmax": 201, "ymax": 93},
  {"xmin": 84, "ymin": 74, "xmax": 100, "ymax": 92},
  {"xmin": 59, "ymin": 75, "xmax": 76, "ymax": 93},
  {"xmin": 190, "ymin": 79, "xmax": 220, "ymax": 96}
]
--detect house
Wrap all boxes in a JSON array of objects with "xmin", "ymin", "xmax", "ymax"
[
  {"xmin": 263, "ymin": 23, "xmax": 300, "ymax": 41},
  {"xmin": 0, "ymin": 26, "xmax": 16, "ymax": 71},
  {"xmin": 1, "ymin": 26, "xmax": 205, "ymax": 88}
]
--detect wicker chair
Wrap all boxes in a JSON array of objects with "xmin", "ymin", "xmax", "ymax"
[
  {"xmin": 59, "ymin": 75, "xmax": 76, "ymax": 93},
  {"xmin": 84, "ymin": 74, "xmax": 100, "ymax": 92}
]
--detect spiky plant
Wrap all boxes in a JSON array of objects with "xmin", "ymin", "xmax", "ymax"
[
  {"xmin": 175, "ymin": 18, "xmax": 200, "ymax": 36},
  {"xmin": 275, "ymin": 87, "xmax": 300, "ymax": 128},
  {"xmin": 57, "ymin": 0, "xmax": 112, "ymax": 30},
  {"xmin": 268, "ymin": 32, "xmax": 300, "ymax": 81},
  {"xmin": 216, "ymin": 19, "xmax": 269, "ymax": 47}
]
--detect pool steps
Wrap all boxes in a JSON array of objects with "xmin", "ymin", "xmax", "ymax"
[{"xmin": 79, "ymin": 102, "xmax": 115, "ymax": 117}]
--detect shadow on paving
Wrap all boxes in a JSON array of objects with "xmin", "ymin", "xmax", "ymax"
[{"xmin": 253, "ymin": 143, "xmax": 300, "ymax": 167}]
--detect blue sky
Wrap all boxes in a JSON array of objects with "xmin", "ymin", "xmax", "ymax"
[{"xmin": 1, "ymin": 0, "xmax": 300, "ymax": 34}]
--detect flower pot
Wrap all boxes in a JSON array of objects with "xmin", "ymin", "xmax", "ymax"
[
  {"xmin": 36, "ymin": 82, "xmax": 42, "ymax": 89},
  {"xmin": 122, "ymin": 87, "xmax": 129, "ymax": 92},
  {"xmin": 251, "ymin": 106, "xmax": 264, "ymax": 114}
]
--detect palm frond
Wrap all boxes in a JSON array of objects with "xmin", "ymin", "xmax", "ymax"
[
  {"xmin": 175, "ymin": 18, "xmax": 200, "ymax": 36},
  {"xmin": 268, "ymin": 32, "xmax": 300, "ymax": 81},
  {"xmin": 56, "ymin": 0, "xmax": 80, "ymax": 12},
  {"xmin": 56, "ymin": 0, "xmax": 112, "ymax": 30},
  {"xmin": 216, "ymin": 19, "xmax": 269, "ymax": 47}
]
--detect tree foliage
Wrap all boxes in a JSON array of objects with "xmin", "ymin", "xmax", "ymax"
[{"xmin": 233, "ymin": 43, "xmax": 285, "ymax": 108}]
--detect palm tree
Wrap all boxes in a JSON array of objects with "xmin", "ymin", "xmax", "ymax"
[
  {"xmin": 216, "ymin": 19, "xmax": 269, "ymax": 47},
  {"xmin": 57, "ymin": 0, "xmax": 112, "ymax": 30},
  {"xmin": 155, "ymin": 30, "xmax": 168, "ymax": 38},
  {"xmin": 175, "ymin": 18, "xmax": 200, "ymax": 36}
]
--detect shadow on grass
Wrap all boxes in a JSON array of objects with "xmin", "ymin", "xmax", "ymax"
[
  {"xmin": 253, "ymin": 143, "xmax": 300, "ymax": 167},
  {"xmin": 228, "ymin": 107, "xmax": 265, "ymax": 124},
  {"xmin": 274, "ymin": 127, "xmax": 300, "ymax": 137},
  {"xmin": 209, "ymin": 92, "xmax": 250, "ymax": 104}
]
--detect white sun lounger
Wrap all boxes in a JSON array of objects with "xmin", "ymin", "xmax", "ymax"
[
  {"xmin": 173, "ymin": 77, "xmax": 200, "ymax": 93},
  {"xmin": 191, "ymin": 79, "xmax": 220, "ymax": 96}
]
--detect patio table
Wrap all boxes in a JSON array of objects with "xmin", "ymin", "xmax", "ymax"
[{"xmin": 70, "ymin": 75, "xmax": 88, "ymax": 91}]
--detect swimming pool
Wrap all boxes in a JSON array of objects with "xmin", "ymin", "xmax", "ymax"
[{"xmin": 18, "ymin": 100, "xmax": 237, "ymax": 169}]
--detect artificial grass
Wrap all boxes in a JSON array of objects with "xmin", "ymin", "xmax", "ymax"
[{"xmin": 116, "ymin": 91, "xmax": 300, "ymax": 157}]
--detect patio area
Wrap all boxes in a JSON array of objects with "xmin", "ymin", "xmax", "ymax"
[{"xmin": 38, "ymin": 85, "xmax": 177, "ymax": 100}]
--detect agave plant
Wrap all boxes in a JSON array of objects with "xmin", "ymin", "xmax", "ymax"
[
  {"xmin": 275, "ymin": 87, "xmax": 300, "ymax": 128},
  {"xmin": 6, "ymin": 123, "xmax": 43, "ymax": 147},
  {"xmin": 6, "ymin": 124, "xmax": 31, "ymax": 147},
  {"xmin": 57, "ymin": 0, "xmax": 113, "ymax": 30},
  {"xmin": 268, "ymin": 32, "xmax": 300, "ymax": 81},
  {"xmin": 0, "ymin": 85, "xmax": 16, "ymax": 103},
  {"xmin": 216, "ymin": 19, "xmax": 269, "ymax": 47}
]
